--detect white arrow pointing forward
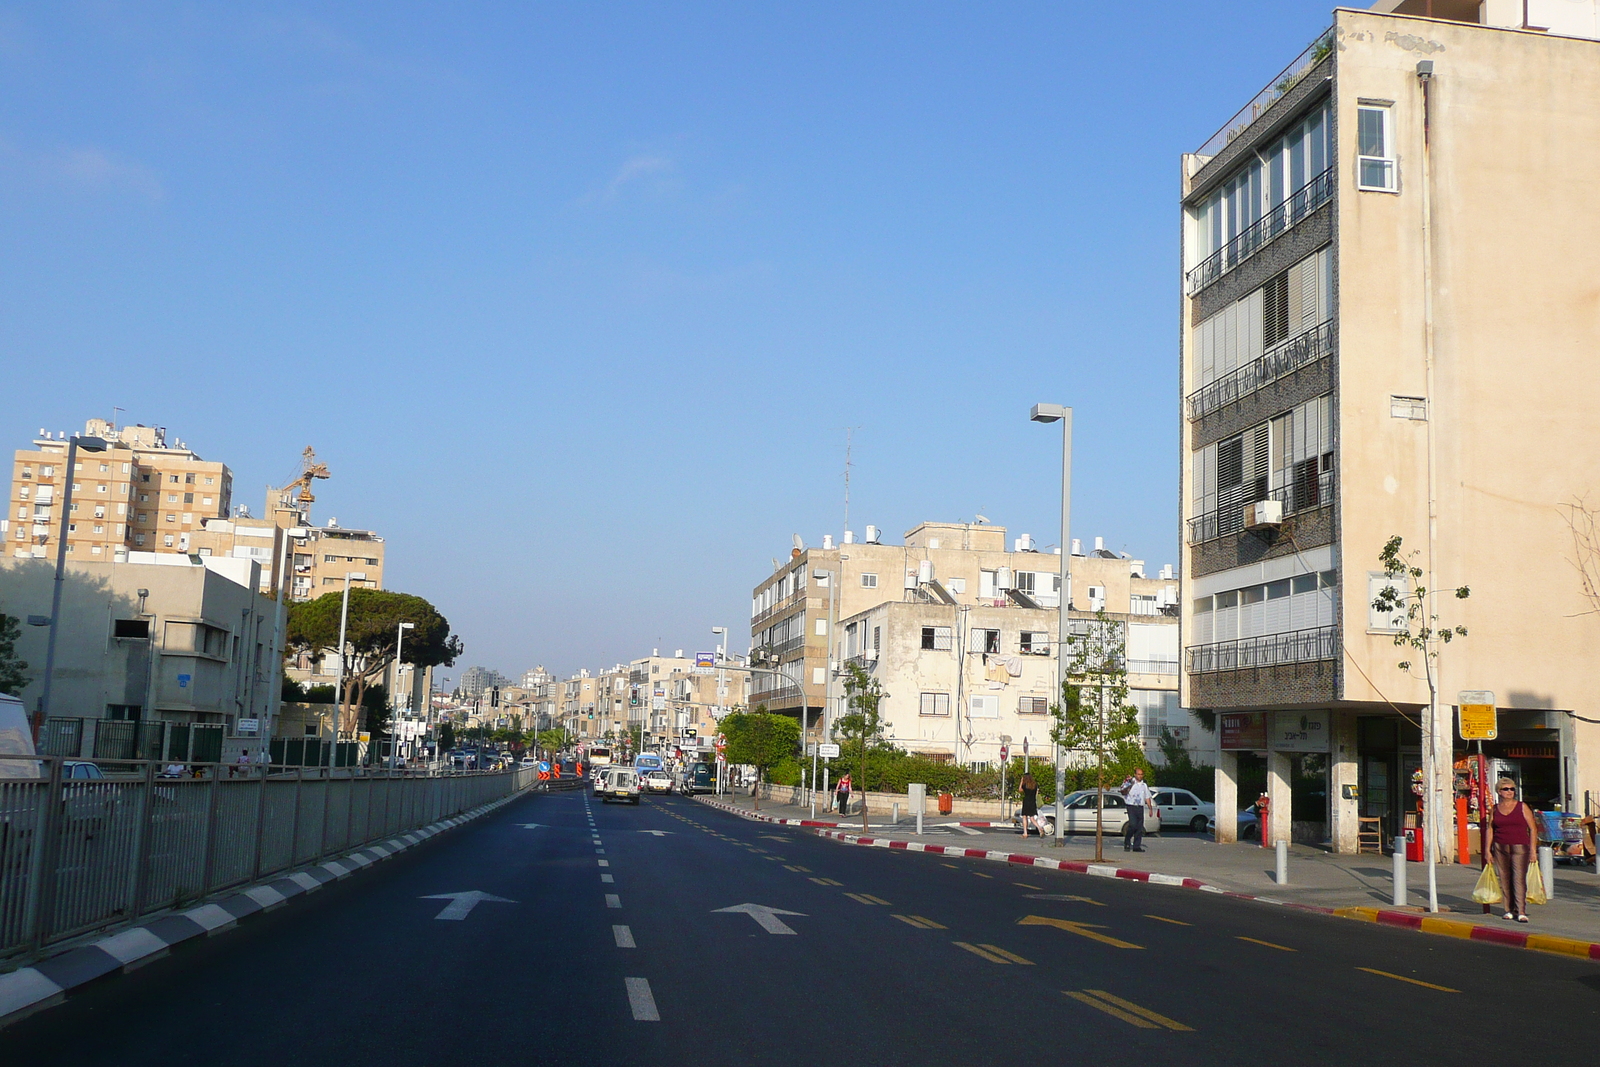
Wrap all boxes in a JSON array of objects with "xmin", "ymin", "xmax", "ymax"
[
  {"xmin": 515, "ymin": 823, "xmax": 544, "ymax": 830},
  {"xmin": 421, "ymin": 891, "xmax": 517, "ymax": 921},
  {"xmin": 637, "ymin": 830, "xmax": 674, "ymax": 836},
  {"xmin": 712, "ymin": 903, "xmax": 806, "ymax": 935}
]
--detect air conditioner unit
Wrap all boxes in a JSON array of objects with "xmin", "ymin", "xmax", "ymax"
[
  {"xmin": 1244, "ymin": 500, "xmax": 1284, "ymax": 530},
  {"xmin": 863, "ymin": 648, "xmax": 879, "ymax": 662}
]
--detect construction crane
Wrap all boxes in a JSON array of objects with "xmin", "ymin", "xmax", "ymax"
[{"xmin": 274, "ymin": 446, "xmax": 330, "ymax": 521}]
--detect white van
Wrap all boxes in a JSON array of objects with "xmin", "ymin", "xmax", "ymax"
[{"xmin": 0, "ymin": 693, "xmax": 41, "ymax": 779}]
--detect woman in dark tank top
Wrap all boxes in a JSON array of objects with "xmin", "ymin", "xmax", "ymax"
[{"xmin": 1483, "ymin": 777, "xmax": 1539, "ymax": 923}]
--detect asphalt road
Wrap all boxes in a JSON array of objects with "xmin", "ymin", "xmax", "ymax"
[{"xmin": 10, "ymin": 787, "xmax": 1600, "ymax": 1065}]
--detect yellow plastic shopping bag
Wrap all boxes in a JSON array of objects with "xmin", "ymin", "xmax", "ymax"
[
  {"xmin": 1527, "ymin": 860, "xmax": 1549, "ymax": 906},
  {"xmin": 1471, "ymin": 863, "xmax": 1502, "ymax": 905}
]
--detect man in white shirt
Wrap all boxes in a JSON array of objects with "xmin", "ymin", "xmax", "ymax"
[{"xmin": 1121, "ymin": 767, "xmax": 1155, "ymax": 853}]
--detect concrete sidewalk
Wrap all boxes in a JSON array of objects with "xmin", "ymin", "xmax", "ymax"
[{"xmin": 706, "ymin": 791, "xmax": 1600, "ymax": 948}]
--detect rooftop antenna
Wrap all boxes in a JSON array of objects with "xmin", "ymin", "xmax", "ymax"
[
  {"xmin": 112, "ymin": 406, "xmax": 124, "ymax": 432},
  {"xmin": 843, "ymin": 426, "xmax": 861, "ymax": 535}
]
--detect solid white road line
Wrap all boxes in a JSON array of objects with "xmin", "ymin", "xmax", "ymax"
[
  {"xmin": 626, "ymin": 977, "xmax": 660, "ymax": 1021},
  {"xmin": 613, "ymin": 924, "xmax": 636, "ymax": 948},
  {"xmin": 605, "ymin": 894, "xmax": 622, "ymax": 909}
]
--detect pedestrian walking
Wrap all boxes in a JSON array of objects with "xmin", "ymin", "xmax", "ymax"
[
  {"xmin": 836, "ymin": 773, "xmax": 852, "ymax": 815},
  {"xmin": 1018, "ymin": 773, "xmax": 1047, "ymax": 837},
  {"xmin": 1121, "ymin": 767, "xmax": 1155, "ymax": 852},
  {"xmin": 1483, "ymin": 777, "xmax": 1539, "ymax": 923}
]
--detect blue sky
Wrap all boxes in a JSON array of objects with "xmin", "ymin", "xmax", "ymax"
[{"xmin": 0, "ymin": 1, "xmax": 1333, "ymax": 683}]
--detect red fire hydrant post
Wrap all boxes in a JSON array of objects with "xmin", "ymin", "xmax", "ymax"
[{"xmin": 1257, "ymin": 792, "xmax": 1271, "ymax": 848}]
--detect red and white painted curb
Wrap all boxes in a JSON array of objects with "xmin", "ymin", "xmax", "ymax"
[
  {"xmin": 696, "ymin": 796, "xmax": 1600, "ymax": 963},
  {"xmin": 694, "ymin": 797, "xmax": 841, "ymax": 827}
]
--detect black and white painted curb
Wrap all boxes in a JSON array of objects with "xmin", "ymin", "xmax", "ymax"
[{"xmin": 0, "ymin": 788, "xmax": 533, "ymax": 1029}]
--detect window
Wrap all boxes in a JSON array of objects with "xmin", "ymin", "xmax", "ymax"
[
  {"xmin": 1368, "ymin": 572, "xmax": 1406, "ymax": 633},
  {"xmin": 1020, "ymin": 631, "xmax": 1049, "ymax": 654},
  {"xmin": 920, "ymin": 626, "xmax": 953, "ymax": 651},
  {"xmin": 166, "ymin": 514, "xmax": 176, "ymax": 523},
  {"xmin": 979, "ymin": 570, "xmax": 997, "ymax": 598},
  {"xmin": 976, "ymin": 628, "xmax": 1000, "ymax": 654},
  {"xmin": 919, "ymin": 692, "xmax": 951, "ymax": 716},
  {"xmin": 860, "ymin": 573, "xmax": 878, "ymax": 588},
  {"xmin": 167, "ymin": 493, "xmax": 177, "ymax": 503},
  {"xmin": 183, "ymin": 493, "xmax": 194, "ymax": 504},
  {"xmin": 98, "ymin": 463, "xmax": 108, "ymax": 472},
  {"xmin": 134, "ymin": 533, "xmax": 145, "ymax": 545},
  {"xmin": 163, "ymin": 534, "xmax": 174, "ymax": 547},
  {"xmin": 814, "ymin": 618, "xmax": 827, "ymax": 636},
  {"xmin": 169, "ymin": 475, "xmax": 178, "ymax": 484},
  {"xmin": 969, "ymin": 695, "xmax": 999, "ymax": 719},
  {"xmin": 1357, "ymin": 105, "xmax": 1396, "ymax": 191},
  {"xmin": 1019, "ymin": 696, "xmax": 1049, "ymax": 715},
  {"xmin": 16, "ymin": 487, "xmax": 27, "ymax": 499},
  {"xmin": 204, "ymin": 476, "xmax": 214, "ymax": 485},
  {"xmin": 947, "ymin": 577, "xmax": 966, "ymax": 594},
  {"xmin": 184, "ymin": 473, "xmax": 195, "ymax": 484}
]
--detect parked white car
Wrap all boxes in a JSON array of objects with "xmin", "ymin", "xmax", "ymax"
[
  {"xmin": 1016, "ymin": 790, "xmax": 1164, "ymax": 837},
  {"xmin": 1153, "ymin": 788, "xmax": 1215, "ymax": 833}
]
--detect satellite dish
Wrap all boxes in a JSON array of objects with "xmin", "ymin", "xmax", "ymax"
[
  {"xmin": 975, "ymin": 514, "xmax": 990, "ymax": 524},
  {"xmin": 792, "ymin": 533, "xmax": 804, "ymax": 551}
]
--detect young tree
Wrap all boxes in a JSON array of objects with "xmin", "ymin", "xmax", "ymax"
[
  {"xmin": 1371, "ymin": 534, "xmax": 1469, "ymax": 910},
  {"xmin": 536, "ymin": 727, "xmax": 572, "ymax": 757},
  {"xmin": 1050, "ymin": 611, "xmax": 1142, "ymax": 861},
  {"xmin": 719, "ymin": 709, "xmax": 800, "ymax": 810},
  {"xmin": 437, "ymin": 721, "xmax": 456, "ymax": 754},
  {"xmin": 0, "ymin": 612, "xmax": 29, "ymax": 697},
  {"xmin": 286, "ymin": 589, "xmax": 463, "ymax": 739},
  {"xmin": 838, "ymin": 662, "xmax": 887, "ymax": 829}
]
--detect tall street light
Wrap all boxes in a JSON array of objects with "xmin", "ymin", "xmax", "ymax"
[
  {"xmin": 393, "ymin": 621, "xmax": 415, "ymax": 764},
  {"xmin": 38, "ymin": 434, "xmax": 107, "ymax": 726},
  {"xmin": 1030, "ymin": 403, "xmax": 1072, "ymax": 848}
]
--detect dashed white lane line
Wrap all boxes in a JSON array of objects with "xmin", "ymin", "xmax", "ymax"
[
  {"xmin": 626, "ymin": 977, "xmax": 660, "ymax": 1021},
  {"xmin": 605, "ymin": 894, "xmax": 622, "ymax": 909},
  {"xmin": 597, "ymin": 860, "xmax": 609, "ymax": 867},
  {"xmin": 613, "ymin": 924, "xmax": 636, "ymax": 948},
  {"xmin": 602, "ymin": 874, "xmax": 615, "ymax": 883}
]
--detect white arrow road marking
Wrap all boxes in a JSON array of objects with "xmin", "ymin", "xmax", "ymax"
[
  {"xmin": 638, "ymin": 830, "xmax": 674, "ymax": 836},
  {"xmin": 626, "ymin": 977, "xmax": 659, "ymax": 1021},
  {"xmin": 712, "ymin": 903, "xmax": 806, "ymax": 935},
  {"xmin": 515, "ymin": 823, "xmax": 545, "ymax": 829},
  {"xmin": 421, "ymin": 891, "xmax": 517, "ymax": 921},
  {"xmin": 613, "ymin": 924, "xmax": 635, "ymax": 948}
]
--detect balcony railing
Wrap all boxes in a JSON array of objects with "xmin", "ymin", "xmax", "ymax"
[
  {"xmin": 1186, "ymin": 166, "xmax": 1334, "ymax": 294},
  {"xmin": 1127, "ymin": 657, "xmax": 1179, "ymax": 676},
  {"xmin": 1194, "ymin": 28, "xmax": 1334, "ymax": 162},
  {"xmin": 1187, "ymin": 470, "xmax": 1334, "ymax": 544},
  {"xmin": 1187, "ymin": 319, "xmax": 1335, "ymax": 420},
  {"xmin": 1186, "ymin": 625, "xmax": 1337, "ymax": 674}
]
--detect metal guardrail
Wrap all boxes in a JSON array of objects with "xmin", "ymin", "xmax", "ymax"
[
  {"xmin": 1187, "ymin": 319, "xmax": 1335, "ymax": 420},
  {"xmin": 0, "ymin": 755, "xmax": 542, "ymax": 965},
  {"xmin": 1186, "ymin": 166, "xmax": 1334, "ymax": 294},
  {"xmin": 1193, "ymin": 28, "xmax": 1334, "ymax": 162},
  {"xmin": 1185, "ymin": 625, "xmax": 1337, "ymax": 674}
]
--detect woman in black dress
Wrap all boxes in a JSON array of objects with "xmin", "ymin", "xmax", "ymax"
[{"xmin": 1019, "ymin": 773, "xmax": 1045, "ymax": 837}]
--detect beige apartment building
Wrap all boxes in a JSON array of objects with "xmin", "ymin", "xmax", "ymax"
[
  {"xmin": 6, "ymin": 420, "xmax": 231, "ymax": 562},
  {"xmin": 1178, "ymin": 3, "xmax": 1600, "ymax": 854},
  {"xmin": 751, "ymin": 521, "xmax": 1182, "ymax": 755}
]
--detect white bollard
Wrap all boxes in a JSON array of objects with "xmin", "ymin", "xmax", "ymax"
[
  {"xmin": 1393, "ymin": 836, "xmax": 1407, "ymax": 906},
  {"xmin": 909, "ymin": 783, "xmax": 926, "ymax": 835},
  {"xmin": 892, "ymin": 801, "xmax": 900, "ymax": 826},
  {"xmin": 1540, "ymin": 844, "xmax": 1555, "ymax": 902},
  {"xmin": 1275, "ymin": 839, "xmax": 1289, "ymax": 885}
]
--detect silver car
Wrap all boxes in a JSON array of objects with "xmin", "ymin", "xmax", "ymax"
[
  {"xmin": 1015, "ymin": 789, "xmax": 1164, "ymax": 837},
  {"xmin": 1153, "ymin": 788, "xmax": 1215, "ymax": 833}
]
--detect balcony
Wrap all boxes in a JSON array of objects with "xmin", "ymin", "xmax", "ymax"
[
  {"xmin": 1187, "ymin": 470, "xmax": 1333, "ymax": 545},
  {"xmin": 1194, "ymin": 28, "xmax": 1334, "ymax": 163},
  {"xmin": 1186, "ymin": 625, "xmax": 1337, "ymax": 674},
  {"xmin": 1187, "ymin": 319, "xmax": 1334, "ymax": 420},
  {"xmin": 1186, "ymin": 166, "xmax": 1333, "ymax": 294}
]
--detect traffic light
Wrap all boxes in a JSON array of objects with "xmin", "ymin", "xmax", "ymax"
[
  {"xmin": 491, "ymin": 686, "xmax": 500, "ymax": 708},
  {"xmin": 630, "ymin": 688, "xmax": 639, "ymax": 707}
]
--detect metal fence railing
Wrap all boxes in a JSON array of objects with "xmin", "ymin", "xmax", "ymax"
[
  {"xmin": 1186, "ymin": 166, "xmax": 1334, "ymax": 294},
  {"xmin": 1186, "ymin": 319, "xmax": 1335, "ymax": 420},
  {"xmin": 1185, "ymin": 625, "xmax": 1338, "ymax": 674},
  {"xmin": 0, "ymin": 755, "xmax": 553, "ymax": 965}
]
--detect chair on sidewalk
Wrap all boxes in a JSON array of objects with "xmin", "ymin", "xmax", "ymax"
[{"xmin": 1358, "ymin": 817, "xmax": 1385, "ymax": 855}]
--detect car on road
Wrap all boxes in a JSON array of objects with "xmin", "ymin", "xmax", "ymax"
[
  {"xmin": 677, "ymin": 762, "xmax": 715, "ymax": 796},
  {"xmin": 599, "ymin": 767, "xmax": 642, "ymax": 805},
  {"xmin": 1153, "ymin": 788, "xmax": 1215, "ymax": 832},
  {"xmin": 642, "ymin": 770, "xmax": 673, "ymax": 795},
  {"xmin": 519, "ymin": 756, "xmax": 540, "ymax": 769},
  {"xmin": 1015, "ymin": 789, "xmax": 1164, "ymax": 837}
]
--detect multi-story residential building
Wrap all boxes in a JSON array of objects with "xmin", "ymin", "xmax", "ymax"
[
  {"xmin": 626, "ymin": 652, "xmax": 691, "ymax": 745},
  {"xmin": 6, "ymin": 420, "xmax": 231, "ymax": 561},
  {"xmin": 561, "ymin": 670, "xmax": 598, "ymax": 738},
  {"xmin": 751, "ymin": 521, "xmax": 1182, "ymax": 751},
  {"xmin": 0, "ymin": 552, "xmax": 280, "ymax": 759},
  {"xmin": 293, "ymin": 521, "xmax": 386, "ymax": 602},
  {"xmin": 1178, "ymin": 2, "xmax": 1600, "ymax": 855},
  {"xmin": 457, "ymin": 666, "xmax": 511, "ymax": 699}
]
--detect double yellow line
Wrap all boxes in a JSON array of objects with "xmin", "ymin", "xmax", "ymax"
[{"xmin": 1065, "ymin": 989, "xmax": 1192, "ymax": 1030}]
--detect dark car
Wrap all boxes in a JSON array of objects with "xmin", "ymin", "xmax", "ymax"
[{"xmin": 679, "ymin": 763, "xmax": 715, "ymax": 796}]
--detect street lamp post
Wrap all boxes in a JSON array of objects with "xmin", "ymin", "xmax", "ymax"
[
  {"xmin": 330, "ymin": 573, "xmax": 357, "ymax": 773},
  {"xmin": 1030, "ymin": 404, "xmax": 1073, "ymax": 848},
  {"xmin": 393, "ymin": 621, "xmax": 414, "ymax": 765},
  {"xmin": 37, "ymin": 434, "xmax": 107, "ymax": 728}
]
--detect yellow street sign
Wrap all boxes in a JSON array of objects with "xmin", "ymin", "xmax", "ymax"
[
  {"xmin": 1018, "ymin": 914, "xmax": 1144, "ymax": 949},
  {"xmin": 1458, "ymin": 691, "xmax": 1497, "ymax": 740}
]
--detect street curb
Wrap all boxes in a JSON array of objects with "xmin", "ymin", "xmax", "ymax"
[
  {"xmin": 695, "ymin": 797, "xmax": 1600, "ymax": 964},
  {"xmin": 0, "ymin": 786, "xmax": 540, "ymax": 1030},
  {"xmin": 692, "ymin": 797, "xmax": 840, "ymax": 827}
]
